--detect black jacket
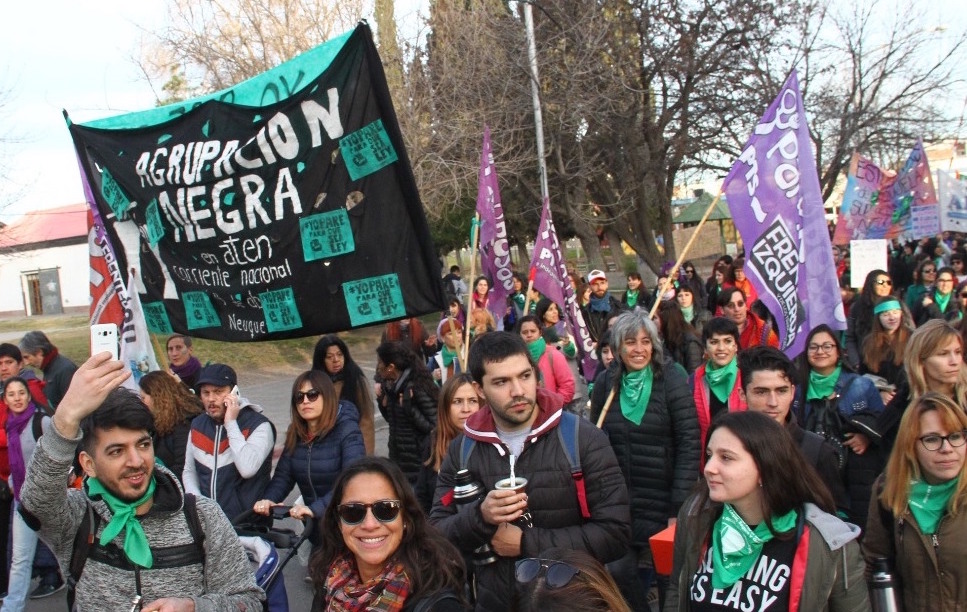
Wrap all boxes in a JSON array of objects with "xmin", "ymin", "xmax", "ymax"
[
  {"xmin": 580, "ymin": 295, "xmax": 625, "ymax": 342},
  {"xmin": 379, "ymin": 373, "xmax": 437, "ymax": 482},
  {"xmin": 429, "ymin": 389, "xmax": 630, "ymax": 611},
  {"xmin": 590, "ymin": 359, "xmax": 701, "ymax": 548}
]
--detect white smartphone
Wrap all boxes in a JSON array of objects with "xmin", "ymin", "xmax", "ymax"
[
  {"xmin": 90, "ymin": 323, "xmax": 119, "ymax": 360},
  {"xmin": 231, "ymin": 384, "xmax": 240, "ymax": 399}
]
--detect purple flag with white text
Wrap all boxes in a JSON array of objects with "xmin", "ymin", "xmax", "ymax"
[
  {"xmin": 723, "ymin": 70, "xmax": 845, "ymax": 356},
  {"xmin": 529, "ymin": 197, "xmax": 597, "ymax": 380},
  {"xmin": 475, "ymin": 126, "xmax": 513, "ymax": 325}
]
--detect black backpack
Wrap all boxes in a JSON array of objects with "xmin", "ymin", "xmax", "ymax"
[{"xmin": 66, "ymin": 494, "xmax": 206, "ymax": 611}]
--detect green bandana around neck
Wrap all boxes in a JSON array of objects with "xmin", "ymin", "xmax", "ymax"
[
  {"xmin": 86, "ymin": 475, "xmax": 157, "ymax": 568},
  {"xmin": 681, "ymin": 304, "xmax": 695, "ymax": 323},
  {"xmin": 705, "ymin": 357, "xmax": 737, "ymax": 403},
  {"xmin": 807, "ymin": 364, "xmax": 841, "ymax": 401},
  {"xmin": 625, "ymin": 290, "xmax": 639, "ymax": 308},
  {"xmin": 441, "ymin": 345, "xmax": 457, "ymax": 367},
  {"xmin": 527, "ymin": 337, "xmax": 547, "ymax": 364},
  {"xmin": 620, "ymin": 365, "xmax": 653, "ymax": 425},
  {"xmin": 711, "ymin": 503, "xmax": 798, "ymax": 589},
  {"xmin": 909, "ymin": 477, "xmax": 959, "ymax": 535},
  {"xmin": 935, "ymin": 290, "xmax": 952, "ymax": 313}
]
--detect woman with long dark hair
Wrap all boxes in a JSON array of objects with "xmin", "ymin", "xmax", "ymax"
[
  {"xmin": 313, "ymin": 335, "xmax": 375, "ymax": 455},
  {"xmin": 665, "ymin": 411, "xmax": 868, "ymax": 610},
  {"xmin": 655, "ymin": 301, "xmax": 703, "ymax": 374},
  {"xmin": 310, "ymin": 457, "xmax": 467, "ymax": 611},
  {"xmin": 863, "ymin": 393, "xmax": 967, "ymax": 611},
  {"xmin": 139, "ymin": 371, "xmax": 202, "ymax": 480},
  {"xmin": 860, "ymin": 295, "xmax": 913, "ymax": 402},
  {"xmin": 795, "ymin": 324, "xmax": 885, "ymax": 529},
  {"xmin": 417, "ymin": 374, "xmax": 479, "ymax": 512},
  {"xmin": 375, "ymin": 341, "xmax": 439, "ymax": 486},
  {"xmin": 254, "ymin": 371, "xmax": 364, "ymax": 522},
  {"xmin": 845, "ymin": 269, "xmax": 895, "ymax": 369},
  {"xmin": 913, "ymin": 266, "xmax": 962, "ymax": 325},
  {"xmin": 706, "ymin": 262, "xmax": 735, "ymax": 314}
]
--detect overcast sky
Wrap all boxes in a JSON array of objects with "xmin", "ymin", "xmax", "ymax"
[{"xmin": 0, "ymin": 1, "xmax": 962, "ymax": 223}]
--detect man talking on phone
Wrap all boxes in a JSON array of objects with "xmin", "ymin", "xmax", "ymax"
[{"xmin": 182, "ymin": 364, "xmax": 275, "ymax": 520}]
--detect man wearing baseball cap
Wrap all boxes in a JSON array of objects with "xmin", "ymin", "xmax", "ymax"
[
  {"xmin": 580, "ymin": 269, "xmax": 626, "ymax": 344},
  {"xmin": 182, "ymin": 364, "xmax": 275, "ymax": 520}
]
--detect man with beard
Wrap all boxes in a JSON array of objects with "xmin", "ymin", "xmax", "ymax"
[
  {"xmin": 18, "ymin": 353, "xmax": 263, "ymax": 611},
  {"xmin": 430, "ymin": 332, "xmax": 630, "ymax": 610},
  {"xmin": 182, "ymin": 364, "xmax": 275, "ymax": 520}
]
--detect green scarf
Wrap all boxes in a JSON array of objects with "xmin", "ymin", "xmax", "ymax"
[
  {"xmin": 625, "ymin": 290, "xmax": 639, "ymax": 308},
  {"xmin": 681, "ymin": 304, "xmax": 695, "ymax": 323},
  {"xmin": 935, "ymin": 290, "xmax": 952, "ymax": 314},
  {"xmin": 807, "ymin": 365, "xmax": 841, "ymax": 401},
  {"xmin": 512, "ymin": 292, "xmax": 526, "ymax": 311},
  {"xmin": 705, "ymin": 357, "xmax": 737, "ymax": 403},
  {"xmin": 440, "ymin": 345, "xmax": 457, "ymax": 367},
  {"xmin": 620, "ymin": 366, "xmax": 653, "ymax": 425},
  {"xmin": 86, "ymin": 476, "xmax": 157, "ymax": 568},
  {"xmin": 711, "ymin": 504, "xmax": 798, "ymax": 589},
  {"xmin": 527, "ymin": 337, "xmax": 547, "ymax": 364},
  {"xmin": 909, "ymin": 477, "xmax": 959, "ymax": 535}
]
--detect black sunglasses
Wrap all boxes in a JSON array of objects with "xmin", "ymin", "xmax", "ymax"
[
  {"xmin": 515, "ymin": 558, "xmax": 581, "ymax": 589},
  {"xmin": 337, "ymin": 500, "xmax": 401, "ymax": 525},
  {"xmin": 294, "ymin": 389, "xmax": 321, "ymax": 404},
  {"xmin": 874, "ymin": 279, "xmax": 892, "ymax": 286}
]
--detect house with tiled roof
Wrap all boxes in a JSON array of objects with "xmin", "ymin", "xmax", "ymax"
[{"xmin": 0, "ymin": 203, "xmax": 89, "ymax": 316}]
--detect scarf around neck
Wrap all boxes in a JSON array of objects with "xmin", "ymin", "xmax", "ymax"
[
  {"xmin": 625, "ymin": 290, "xmax": 639, "ymax": 308},
  {"xmin": 85, "ymin": 475, "xmax": 157, "ymax": 568},
  {"xmin": 935, "ymin": 290, "xmax": 953, "ymax": 313},
  {"xmin": 589, "ymin": 294, "xmax": 612, "ymax": 313},
  {"xmin": 620, "ymin": 366, "xmax": 653, "ymax": 425},
  {"xmin": 6, "ymin": 403, "xmax": 36, "ymax": 500},
  {"xmin": 711, "ymin": 503, "xmax": 798, "ymax": 589},
  {"xmin": 705, "ymin": 358, "xmax": 737, "ymax": 403},
  {"xmin": 807, "ymin": 365, "xmax": 841, "ymax": 401},
  {"xmin": 170, "ymin": 355, "xmax": 202, "ymax": 382},
  {"xmin": 440, "ymin": 345, "xmax": 457, "ymax": 368},
  {"xmin": 909, "ymin": 477, "xmax": 959, "ymax": 535},
  {"xmin": 681, "ymin": 304, "xmax": 695, "ymax": 323},
  {"xmin": 325, "ymin": 551, "xmax": 410, "ymax": 612},
  {"xmin": 527, "ymin": 337, "xmax": 547, "ymax": 364}
]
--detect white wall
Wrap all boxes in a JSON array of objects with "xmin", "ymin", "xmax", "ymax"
[{"xmin": 0, "ymin": 242, "xmax": 89, "ymax": 315}]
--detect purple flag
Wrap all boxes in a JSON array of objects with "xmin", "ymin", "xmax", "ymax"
[
  {"xmin": 475, "ymin": 126, "xmax": 513, "ymax": 325},
  {"xmin": 723, "ymin": 70, "xmax": 845, "ymax": 356},
  {"xmin": 529, "ymin": 197, "xmax": 598, "ymax": 380}
]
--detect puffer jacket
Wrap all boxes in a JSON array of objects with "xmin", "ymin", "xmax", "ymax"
[
  {"xmin": 590, "ymin": 359, "xmax": 701, "ymax": 550},
  {"xmin": 795, "ymin": 370, "xmax": 885, "ymax": 530},
  {"xmin": 665, "ymin": 498, "xmax": 870, "ymax": 611},
  {"xmin": 262, "ymin": 400, "xmax": 366, "ymax": 516},
  {"xmin": 429, "ymin": 388, "xmax": 630, "ymax": 611},
  {"xmin": 863, "ymin": 474, "xmax": 967, "ymax": 612},
  {"xmin": 379, "ymin": 371, "xmax": 437, "ymax": 483}
]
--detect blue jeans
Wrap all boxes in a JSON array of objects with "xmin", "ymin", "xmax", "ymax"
[{"xmin": 1, "ymin": 503, "xmax": 39, "ymax": 612}]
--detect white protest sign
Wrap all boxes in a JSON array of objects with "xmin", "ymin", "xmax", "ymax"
[{"xmin": 850, "ymin": 239, "xmax": 889, "ymax": 289}]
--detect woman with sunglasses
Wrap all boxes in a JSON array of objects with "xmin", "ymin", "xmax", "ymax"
[
  {"xmin": 845, "ymin": 269, "xmax": 895, "ymax": 369},
  {"xmin": 516, "ymin": 548, "xmax": 631, "ymax": 612},
  {"xmin": 863, "ymin": 393, "xmax": 967, "ymax": 611},
  {"xmin": 913, "ymin": 266, "xmax": 962, "ymax": 325},
  {"xmin": 665, "ymin": 411, "xmax": 868, "ymax": 611},
  {"xmin": 795, "ymin": 324, "xmax": 885, "ymax": 529},
  {"xmin": 860, "ymin": 295, "xmax": 914, "ymax": 404},
  {"xmin": 313, "ymin": 335, "xmax": 376, "ymax": 455},
  {"xmin": 905, "ymin": 259, "xmax": 938, "ymax": 312},
  {"xmin": 679, "ymin": 260, "xmax": 706, "ymax": 305},
  {"xmin": 254, "ymin": 371, "xmax": 365, "ymax": 524},
  {"xmin": 310, "ymin": 457, "xmax": 467, "ymax": 611}
]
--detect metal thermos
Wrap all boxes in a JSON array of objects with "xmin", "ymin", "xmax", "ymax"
[
  {"xmin": 869, "ymin": 557, "xmax": 901, "ymax": 612},
  {"xmin": 452, "ymin": 469, "xmax": 498, "ymax": 565}
]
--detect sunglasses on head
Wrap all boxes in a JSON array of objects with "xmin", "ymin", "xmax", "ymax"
[
  {"xmin": 336, "ymin": 500, "xmax": 401, "ymax": 525},
  {"xmin": 515, "ymin": 558, "xmax": 581, "ymax": 589},
  {"xmin": 294, "ymin": 389, "xmax": 321, "ymax": 404}
]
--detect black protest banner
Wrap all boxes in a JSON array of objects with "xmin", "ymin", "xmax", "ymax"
[{"xmin": 69, "ymin": 23, "xmax": 443, "ymax": 341}]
